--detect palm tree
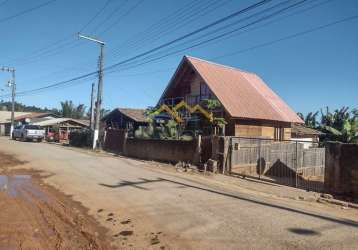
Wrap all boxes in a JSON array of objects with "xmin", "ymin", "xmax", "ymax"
[
  {"xmin": 296, "ymin": 111, "xmax": 319, "ymax": 128},
  {"xmin": 305, "ymin": 111, "xmax": 319, "ymax": 128},
  {"xmin": 60, "ymin": 100, "xmax": 86, "ymax": 119}
]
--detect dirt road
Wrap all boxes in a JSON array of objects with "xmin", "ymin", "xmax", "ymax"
[
  {"xmin": 0, "ymin": 152, "xmax": 111, "ymax": 250},
  {"xmin": 1, "ymin": 137, "xmax": 358, "ymax": 250}
]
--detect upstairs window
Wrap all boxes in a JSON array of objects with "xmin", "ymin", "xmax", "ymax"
[{"xmin": 200, "ymin": 82, "xmax": 211, "ymax": 99}]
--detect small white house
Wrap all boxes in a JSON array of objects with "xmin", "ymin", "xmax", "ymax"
[{"xmin": 290, "ymin": 123, "xmax": 323, "ymax": 149}]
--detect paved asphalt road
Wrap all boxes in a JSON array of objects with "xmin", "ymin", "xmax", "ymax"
[{"xmin": 0, "ymin": 137, "xmax": 357, "ymax": 250}]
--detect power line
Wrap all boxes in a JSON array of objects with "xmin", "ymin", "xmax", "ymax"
[
  {"xmin": 108, "ymin": 0, "xmax": 229, "ymax": 57},
  {"xmin": 15, "ymin": 74, "xmax": 97, "ymax": 97},
  {"xmin": 79, "ymin": 0, "xmax": 113, "ymax": 33},
  {"xmin": 0, "ymin": 0, "xmax": 281, "ymax": 97},
  {"xmin": 90, "ymin": 0, "xmax": 130, "ymax": 34},
  {"xmin": 104, "ymin": 10, "xmax": 357, "ymax": 75},
  {"xmin": 2, "ymin": 34, "xmax": 74, "ymax": 63},
  {"xmin": 11, "ymin": 0, "xmax": 206, "ymax": 80},
  {"xmin": 13, "ymin": 39, "xmax": 80, "ymax": 67},
  {"xmin": 94, "ymin": 0, "xmax": 332, "ymax": 70},
  {"xmin": 105, "ymin": 0, "xmax": 303, "ymax": 72},
  {"xmin": 112, "ymin": 0, "xmax": 232, "ymax": 57},
  {"xmin": 213, "ymin": 14, "xmax": 358, "ymax": 60},
  {"xmin": 195, "ymin": 0, "xmax": 333, "ymax": 48},
  {"xmin": 6, "ymin": 0, "xmax": 139, "ymax": 68},
  {"xmin": 0, "ymin": 0, "xmax": 9, "ymax": 7},
  {"xmin": 98, "ymin": 0, "xmax": 146, "ymax": 35},
  {"xmin": 105, "ymin": 0, "xmax": 272, "ymax": 72},
  {"xmin": 118, "ymin": 0, "xmax": 303, "ymax": 68},
  {"xmin": 5, "ymin": 1, "xmax": 117, "ymax": 66},
  {"xmin": 0, "ymin": 0, "xmax": 58, "ymax": 24},
  {"xmin": 4, "ymin": 1, "xmax": 353, "ymax": 99},
  {"xmin": 110, "ymin": 0, "xmax": 204, "ymax": 50},
  {"xmin": 8, "ymin": 0, "xmax": 220, "ymax": 73}
]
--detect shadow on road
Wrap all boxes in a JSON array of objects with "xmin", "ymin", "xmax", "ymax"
[
  {"xmin": 99, "ymin": 177, "xmax": 358, "ymax": 229},
  {"xmin": 288, "ymin": 228, "xmax": 321, "ymax": 236}
]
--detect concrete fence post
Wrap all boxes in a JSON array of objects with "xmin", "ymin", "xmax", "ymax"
[
  {"xmin": 194, "ymin": 135, "xmax": 202, "ymax": 165},
  {"xmin": 222, "ymin": 136, "xmax": 230, "ymax": 175},
  {"xmin": 123, "ymin": 130, "xmax": 128, "ymax": 156}
]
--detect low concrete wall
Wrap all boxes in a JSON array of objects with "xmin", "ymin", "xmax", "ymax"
[
  {"xmin": 124, "ymin": 138, "xmax": 199, "ymax": 163},
  {"xmin": 325, "ymin": 142, "xmax": 358, "ymax": 198},
  {"xmin": 103, "ymin": 129, "xmax": 200, "ymax": 163}
]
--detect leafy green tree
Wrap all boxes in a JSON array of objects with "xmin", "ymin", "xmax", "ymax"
[
  {"xmin": 0, "ymin": 101, "xmax": 60, "ymax": 114},
  {"xmin": 60, "ymin": 100, "xmax": 86, "ymax": 119}
]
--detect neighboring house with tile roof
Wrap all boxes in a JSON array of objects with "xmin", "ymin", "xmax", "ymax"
[
  {"xmin": 31, "ymin": 118, "xmax": 89, "ymax": 142},
  {"xmin": 102, "ymin": 108, "xmax": 148, "ymax": 130},
  {"xmin": 158, "ymin": 56, "xmax": 303, "ymax": 140},
  {"xmin": 0, "ymin": 111, "xmax": 31, "ymax": 136},
  {"xmin": 0, "ymin": 111, "xmax": 60, "ymax": 136},
  {"xmin": 14, "ymin": 112, "xmax": 60, "ymax": 123}
]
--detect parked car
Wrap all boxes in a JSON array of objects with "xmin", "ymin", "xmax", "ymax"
[{"xmin": 12, "ymin": 124, "xmax": 45, "ymax": 142}]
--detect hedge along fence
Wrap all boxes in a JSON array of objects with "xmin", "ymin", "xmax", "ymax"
[{"xmin": 69, "ymin": 129, "xmax": 92, "ymax": 147}]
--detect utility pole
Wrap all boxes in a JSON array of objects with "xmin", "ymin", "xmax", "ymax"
[
  {"xmin": 78, "ymin": 33, "xmax": 105, "ymax": 150},
  {"xmin": 1, "ymin": 66, "xmax": 16, "ymax": 139},
  {"xmin": 89, "ymin": 82, "xmax": 95, "ymax": 131}
]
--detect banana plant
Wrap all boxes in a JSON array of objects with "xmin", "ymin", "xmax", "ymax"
[{"xmin": 320, "ymin": 107, "xmax": 358, "ymax": 143}]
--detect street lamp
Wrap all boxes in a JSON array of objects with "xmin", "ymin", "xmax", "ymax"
[{"xmin": 78, "ymin": 33, "xmax": 105, "ymax": 150}]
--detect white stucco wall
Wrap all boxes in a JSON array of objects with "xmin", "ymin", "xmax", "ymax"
[{"xmin": 290, "ymin": 137, "xmax": 318, "ymax": 149}]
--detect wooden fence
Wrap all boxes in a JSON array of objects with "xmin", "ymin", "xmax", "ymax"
[{"xmin": 229, "ymin": 137, "xmax": 325, "ymax": 191}]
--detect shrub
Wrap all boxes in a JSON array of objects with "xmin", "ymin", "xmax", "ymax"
[{"xmin": 69, "ymin": 129, "xmax": 92, "ymax": 147}]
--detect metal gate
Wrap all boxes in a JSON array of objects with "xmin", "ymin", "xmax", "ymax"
[{"xmin": 229, "ymin": 137, "xmax": 325, "ymax": 192}]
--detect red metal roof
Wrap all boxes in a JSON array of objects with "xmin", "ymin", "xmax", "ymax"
[{"xmin": 185, "ymin": 56, "xmax": 303, "ymax": 123}]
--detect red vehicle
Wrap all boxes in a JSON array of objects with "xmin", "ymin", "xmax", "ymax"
[{"xmin": 46, "ymin": 128, "xmax": 69, "ymax": 142}]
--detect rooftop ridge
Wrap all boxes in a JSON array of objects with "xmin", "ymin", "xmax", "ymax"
[{"xmin": 185, "ymin": 55, "xmax": 256, "ymax": 75}]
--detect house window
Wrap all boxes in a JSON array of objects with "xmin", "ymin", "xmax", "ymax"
[{"xmin": 200, "ymin": 82, "xmax": 211, "ymax": 99}]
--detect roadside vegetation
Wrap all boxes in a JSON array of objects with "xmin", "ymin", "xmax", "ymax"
[{"xmin": 298, "ymin": 107, "xmax": 358, "ymax": 144}]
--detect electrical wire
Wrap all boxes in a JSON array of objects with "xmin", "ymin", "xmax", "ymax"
[
  {"xmin": 108, "ymin": 0, "xmax": 230, "ymax": 57},
  {"xmin": 90, "ymin": 0, "xmax": 130, "ymax": 34},
  {"xmin": 0, "ymin": 0, "xmax": 58, "ymax": 24},
  {"xmin": 113, "ymin": 0, "xmax": 302, "ymax": 69},
  {"xmin": 104, "ymin": 0, "xmax": 272, "ymax": 72},
  {"xmin": 98, "ymin": 0, "xmax": 146, "ymax": 35},
  {"xmin": 0, "ymin": 0, "xmax": 9, "ymax": 7},
  {"xmin": 6, "ymin": 0, "xmax": 113, "ymax": 65},
  {"xmin": 0, "ymin": 0, "xmax": 282, "ymax": 97},
  {"xmin": 3, "ymin": 1, "xmax": 354, "ymax": 99},
  {"xmin": 214, "ymin": 14, "xmax": 358, "ymax": 60},
  {"xmin": 112, "ymin": 0, "xmax": 203, "ymax": 48},
  {"xmin": 79, "ymin": 0, "xmax": 113, "ymax": 33}
]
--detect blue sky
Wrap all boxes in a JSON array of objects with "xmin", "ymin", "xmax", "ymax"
[{"xmin": 0, "ymin": 0, "xmax": 357, "ymax": 115}]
